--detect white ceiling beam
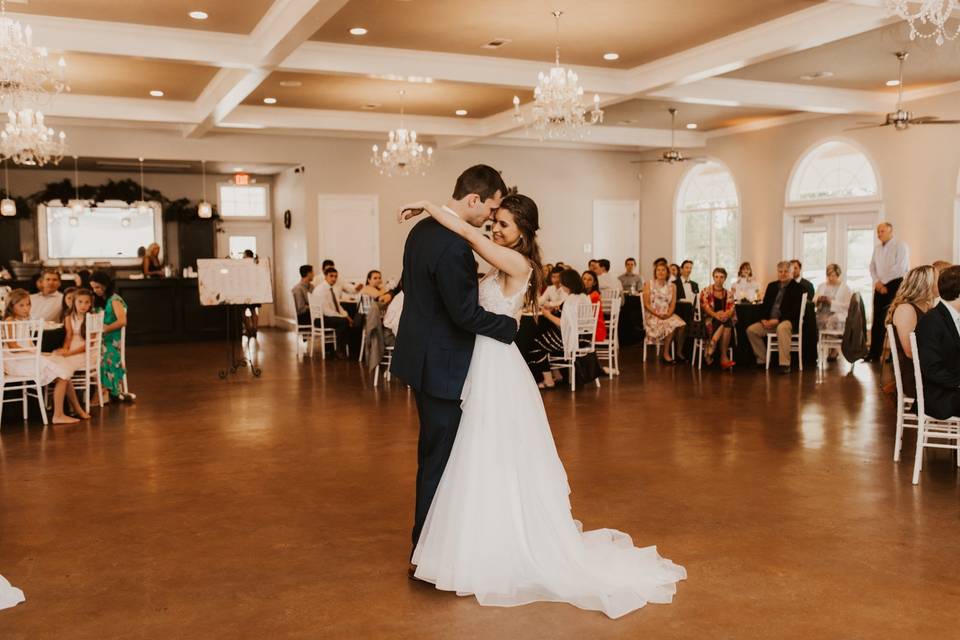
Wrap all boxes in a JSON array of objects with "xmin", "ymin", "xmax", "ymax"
[
  {"xmin": 9, "ymin": 12, "xmax": 255, "ymax": 67},
  {"xmin": 649, "ymin": 77, "xmax": 894, "ymax": 114},
  {"xmin": 40, "ymin": 94, "xmax": 199, "ymax": 124},
  {"xmin": 223, "ymin": 105, "xmax": 479, "ymax": 137},
  {"xmin": 498, "ymin": 126, "xmax": 704, "ymax": 149},
  {"xmin": 185, "ymin": 0, "xmax": 351, "ymax": 138}
]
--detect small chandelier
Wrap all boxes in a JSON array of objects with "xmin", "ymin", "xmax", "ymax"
[
  {"xmin": 198, "ymin": 159, "xmax": 212, "ymax": 218},
  {"xmin": 0, "ymin": 0, "xmax": 68, "ymax": 106},
  {"xmin": 513, "ymin": 10, "xmax": 603, "ymax": 140},
  {"xmin": 1, "ymin": 158, "xmax": 14, "ymax": 216},
  {"xmin": 0, "ymin": 107, "xmax": 65, "ymax": 166},
  {"xmin": 371, "ymin": 89, "xmax": 433, "ymax": 177},
  {"xmin": 887, "ymin": 0, "xmax": 960, "ymax": 45},
  {"xmin": 131, "ymin": 157, "xmax": 150, "ymax": 214}
]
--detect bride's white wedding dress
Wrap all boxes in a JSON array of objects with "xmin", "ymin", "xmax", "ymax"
[
  {"xmin": 0, "ymin": 574, "xmax": 24, "ymax": 610},
  {"xmin": 412, "ymin": 270, "xmax": 686, "ymax": 619}
]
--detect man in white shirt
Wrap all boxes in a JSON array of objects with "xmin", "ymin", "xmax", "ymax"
[
  {"xmin": 319, "ymin": 259, "xmax": 363, "ymax": 298},
  {"xmin": 618, "ymin": 258, "xmax": 643, "ymax": 293},
  {"xmin": 312, "ymin": 267, "xmax": 353, "ymax": 358},
  {"xmin": 538, "ymin": 266, "xmax": 567, "ymax": 309},
  {"xmin": 674, "ymin": 260, "xmax": 699, "ymax": 303},
  {"xmin": 595, "ymin": 259, "xmax": 622, "ymax": 291},
  {"xmin": 30, "ymin": 270, "xmax": 64, "ymax": 322},
  {"xmin": 868, "ymin": 222, "xmax": 909, "ymax": 360}
]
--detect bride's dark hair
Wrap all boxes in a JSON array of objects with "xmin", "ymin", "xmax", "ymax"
[{"xmin": 497, "ymin": 193, "xmax": 543, "ymax": 309}]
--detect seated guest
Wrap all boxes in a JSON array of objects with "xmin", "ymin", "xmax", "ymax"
[
  {"xmin": 643, "ymin": 262, "xmax": 686, "ymax": 364},
  {"xmin": 932, "ymin": 260, "xmax": 952, "ymax": 275},
  {"xmin": 319, "ymin": 259, "xmax": 363, "ymax": 296},
  {"xmin": 90, "ymin": 271, "xmax": 129, "ymax": 402},
  {"xmin": 76, "ymin": 269, "xmax": 92, "ymax": 290},
  {"xmin": 886, "ymin": 265, "xmax": 938, "ymax": 399},
  {"xmin": 581, "ymin": 271, "xmax": 607, "ymax": 343},
  {"xmin": 746, "ymin": 261, "xmax": 804, "ymax": 373},
  {"xmin": 618, "ymin": 257, "xmax": 643, "ymax": 293},
  {"xmin": 142, "ymin": 243, "xmax": 164, "ymax": 278},
  {"xmin": 595, "ymin": 259, "xmax": 621, "ymax": 291},
  {"xmin": 528, "ymin": 269, "xmax": 588, "ymax": 389},
  {"xmin": 53, "ymin": 288, "xmax": 95, "ymax": 375},
  {"xmin": 915, "ymin": 265, "xmax": 960, "ymax": 420},
  {"xmin": 30, "ymin": 269, "xmax": 63, "ymax": 322},
  {"xmin": 669, "ymin": 263, "xmax": 680, "ymax": 283},
  {"xmin": 2, "ymin": 289, "xmax": 89, "ymax": 423},
  {"xmin": 292, "ymin": 264, "xmax": 315, "ymax": 326},
  {"xmin": 791, "ymin": 259, "xmax": 815, "ymax": 301},
  {"xmin": 540, "ymin": 263, "xmax": 554, "ymax": 293},
  {"xmin": 588, "ymin": 259, "xmax": 599, "ymax": 275},
  {"xmin": 359, "ymin": 270, "xmax": 387, "ymax": 299},
  {"xmin": 815, "ymin": 263, "xmax": 853, "ymax": 334},
  {"xmin": 59, "ymin": 286, "xmax": 77, "ymax": 323},
  {"xmin": 675, "ymin": 259, "xmax": 699, "ymax": 303},
  {"xmin": 700, "ymin": 267, "xmax": 736, "ymax": 368},
  {"xmin": 312, "ymin": 267, "xmax": 352, "ymax": 358},
  {"xmin": 730, "ymin": 262, "xmax": 760, "ymax": 302},
  {"xmin": 539, "ymin": 266, "xmax": 567, "ymax": 309}
]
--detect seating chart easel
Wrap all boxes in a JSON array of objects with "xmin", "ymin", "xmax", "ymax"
[{"xmin": 197, "ymin": 258, "xmax": 274, "ymax": 379}]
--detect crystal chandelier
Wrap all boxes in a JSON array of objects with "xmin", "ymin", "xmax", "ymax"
[
  {"xmin": 513, "ymin": 10, "xmax": 603, "ymax": 140},
  {"xmin": 0, "ymin": 0, "xmax": 68, "ymax": 106},
  {"xmin": 887, "ymin": 0, "xmax": 960, "ymax": 45},
  {"xmin": 371, "ymin": 90, "xmax": 433, "ymax": 177},
  {"xmin": 0, "ymin": 108, "xmax": 65, "ymax": 166}
]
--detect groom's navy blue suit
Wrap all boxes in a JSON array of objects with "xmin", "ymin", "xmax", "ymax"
[{"xmin": 391, "ymin": 217, "xmax": 517, "ymax": 549}]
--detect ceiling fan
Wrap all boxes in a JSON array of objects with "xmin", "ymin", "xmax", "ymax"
[
  {"xmin": 631, "ymin": 108, "xmax": 707, "ymax": 165},
  {"xmin": 847, "ymin": 51, "xmax": 960, "ymax": 131}
]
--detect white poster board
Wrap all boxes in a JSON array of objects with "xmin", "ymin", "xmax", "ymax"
[{"xmin": 197, "ymin": 258, "xmax": 274, "ymax": 306}]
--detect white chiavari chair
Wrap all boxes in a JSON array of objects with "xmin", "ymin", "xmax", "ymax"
[
  {"xmin": 373, "ymin": 346, "xmax": 395, "ymax": 388},
  {"xmin": 887, "ymin": 324, "xmax": 917, "ymax": 463},
  {"xmin": 908, "ymin": 332, "xmax": 960, "ymax": 484},
  {"xmin": 548, "ymin": 300, "xmax": 601, "ymax": 392},
  {"xmin": 0, "ymin": 320, "xmax": 49, "ymax": 424},
  {"xmin": 357, "ymin": 294, "xmax": 376, "ymax": 363},
  {"xmin": 70, "ymin": 312, "xmax": 105, "ymax": 414},
  {"xmin": 308, "ymin": 300, "xmax": 338, "ymax": 360},
  {"xmin": 765, "ymin": 295, "xmax": 807, "ymax": 371},
  {"xmin": 639, "ymin": 295, "xmax": 673, "ymax": 362},
  {"xmin": 595, "ymin": 296, "xmax": 621, "ymax": 377}
]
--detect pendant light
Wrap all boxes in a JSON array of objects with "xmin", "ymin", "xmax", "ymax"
[
  {"xmin": 132, "ymin": 156, "xmax": 150, "ymax": 214},
  {"xmin": 69, "ymin": 155, "xmax": 84, "ymax": 214},
  {"xmin": 0, "ymin": 159, "xmax": 14, "ymax": 216},
  {"xmin": 198, "ymin": 159, "xmax": 212, "ymax": 218}
]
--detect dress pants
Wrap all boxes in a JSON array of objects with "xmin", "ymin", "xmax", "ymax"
[
  {"xmin": 869, "ymin": 278, "xmax": 902, "ymax": 359},
  {"xmin": 411, "ymin": 390, "xmax": 463, "ymax": 552},
  {"xmin": 318, "ymin": 315, "xmax": 349, "ymax": 350},
  {"xmin": 746, "ymin": 320, "xmax": 794, "ymax": 366}
]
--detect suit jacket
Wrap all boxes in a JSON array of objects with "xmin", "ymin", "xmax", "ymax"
[
  {"xmin": 675, "ymin": 278, "xmax": 700, "ymax": 303},
  {"xmin": 798, "ymin": 278, "xmax": 815, "ymax": 301},
  {"xmin": 760, "ymin": 280, "xmax": 804, "ymax": 328},
  {"xmin": 390, "ymin": 218, "xmax": 517, "ymax": 400},
  {"xmin": 915, "ymin": 302, "xmax": 960, "ymax": 420}
]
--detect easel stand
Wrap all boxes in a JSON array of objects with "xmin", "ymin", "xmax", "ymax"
[{"xmin": 218, "ymin": 304, "xmax": 262, "ymax": 379}]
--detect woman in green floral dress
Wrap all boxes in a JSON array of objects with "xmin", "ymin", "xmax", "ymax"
[{"xmin": 90, "ymin": 271, "xmax": 128, "ymax": 402}]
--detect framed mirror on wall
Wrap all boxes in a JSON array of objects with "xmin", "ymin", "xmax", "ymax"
[{"xmin": 37, "ymin": 203, "xmax": 164, "ymax": 266}]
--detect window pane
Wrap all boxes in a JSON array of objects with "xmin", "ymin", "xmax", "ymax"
[
  {"xmin": 846, "ymin": 227, "xmax": 875, "ymax": 324},
  {"xmin": 228, "ymin": 236, "xmax": 257, "ymax": 259},
  {"xmin": 801, "ymin": 230, "xmax": 828, "ymax": 290},
  {"xmin": 713, "ymin": 209, "xmax": 738, "ymax": 279},
  {"xmin": 219, "ymin": 185, "xmax": 268, "ymax": 217},
  {"xmin": 677, "ymin": 163, "xmax": 740, "ymax": 285},
  {"xmin": 790, "ymin": 141, "xmax": 878, "ymax": 201}
]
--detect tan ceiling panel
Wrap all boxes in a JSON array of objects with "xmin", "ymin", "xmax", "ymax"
[
  {"xmin": 65, "ymin": 52, "xmax": 219, "ymax": 101},
  {"xmin": 243, "ymin": 72, "xmax": 533, "ymax": 118},
  {"xmin": 601, "ymin": 99, "xmax": 796, "ymax": 132},
  {"xmin": 7, "ymin": 0, "xmax": 275, "ymax": 34},
  {"xmin": 725, "ymin": 22, "xmax": 960, "ymax": 91},
  {"xmin": 312, "ymin": 0, "xmax": 823, "ymax": 68}
]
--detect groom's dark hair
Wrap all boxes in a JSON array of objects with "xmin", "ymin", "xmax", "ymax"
[{"xmin": 452, "ymin": 164, "xmax": 507, "ymax": 201}]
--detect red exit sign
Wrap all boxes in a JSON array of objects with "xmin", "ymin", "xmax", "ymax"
[{"xmin": 234, "ymin": 173, "xmax": 249, "ymax": 185}]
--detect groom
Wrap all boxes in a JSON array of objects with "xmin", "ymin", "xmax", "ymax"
[{"xmin": 391, "ymin": 164, "xmax": 519, "ymax": 563}]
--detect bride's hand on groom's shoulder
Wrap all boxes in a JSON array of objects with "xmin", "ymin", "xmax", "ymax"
[{"xmin": 398, "ymin": 201, "xmax": 430, "ymax": 223}]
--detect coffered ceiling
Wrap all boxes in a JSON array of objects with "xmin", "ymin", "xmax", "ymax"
[{"xmin": 7, "ymin": 0, "xmax": 959, "ymax": 151}]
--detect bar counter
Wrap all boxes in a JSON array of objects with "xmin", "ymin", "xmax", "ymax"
[{"xmin": 114, "ymin": 278, "xmax": 227, "ymax": 345}]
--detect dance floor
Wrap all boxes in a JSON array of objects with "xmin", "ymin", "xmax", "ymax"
[{"xmin": 1, "ymin": 331, "xmax": 958, "ymax": 639}]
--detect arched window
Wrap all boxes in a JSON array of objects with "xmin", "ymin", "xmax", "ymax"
[
  {"xmin": 675, "ymin": 161, "xmax": 740, "ymax": 285},
  {"xmin": 788, "ymin": 140, "xmax": 878, "ymax": 202}
]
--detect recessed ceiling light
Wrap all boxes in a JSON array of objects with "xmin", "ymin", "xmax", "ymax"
[
  {"xmin": 799, "ymin": 71, "xmax": 834, "ymax": 81},
  {"xmin": 279, "ymin": 80, "xmax": 302, "ymax": 88},
  {"xmin": 233, "ymin": 167, "xmax": 244, "ymax": 172},
  {"xmin": 349, "ymin": 27, "xmax": 368, "ymax": 36},
  {"xmin": 149, "ymin": 90, "xmax": 164, "ymax": 97},
  {"xmin": 886, "ymin": 79, "xmax": 900, "ymax": 87},
  {"xmin": 263, "ymin": 97, "xmax": 277, "ymax": 104},
  {"xmin": 603, "ymin": 52, "xmax": 620, "ymax": 61},
  {"xmin": 686, "ymin": 123, "xmax": 698, "ymax": 130},
  {"xmin": 188, "ymin": 11, "xmax": 208, "ymax": 21},
  {"xmin": 455, "ymin": 109, "xmax": 468, "ymax": 116}
]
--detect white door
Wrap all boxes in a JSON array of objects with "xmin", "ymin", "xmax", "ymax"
[
  {"xmin": 216, "ymin": 220, "xmax": 276, "ymax": 325},
  {"xmin": 318, "ymin": 194, "xmax": 379, "ymax": 287},
  {"xmin": 794, "ymin": 212, "xmax": 876, "ymax": 322},
  {"xmin": 593, "ymin": 200, "xmax": 640, "ymax": 274}
]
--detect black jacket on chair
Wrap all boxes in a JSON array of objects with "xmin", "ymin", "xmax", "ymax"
[
  {"xmin": 915, "ymin": 302, "xmax": 960, "ymax": 420},
  {"xmin": 390, "ymin": 218, "xmax": 517, "ymax": 400},
  {"xmin": 675, "ymin": 278, "xmax": 700, "ymax": 302},
  {"xmin": 759, "ymin": 280, "xmax": 804, "ymax": 328}
]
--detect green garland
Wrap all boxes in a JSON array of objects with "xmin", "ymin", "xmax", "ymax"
[{"xmin": 23, "ymin": 178, "xmax": 219, "ymax": 222}]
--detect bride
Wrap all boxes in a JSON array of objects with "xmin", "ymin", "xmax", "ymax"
[{"xmin": 398, "ymin": 194, "xmax": 685, "ymax": 619}]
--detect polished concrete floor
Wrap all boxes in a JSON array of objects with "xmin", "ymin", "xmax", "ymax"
[{"xmin": 1, "ymin": 330, "xmax": 958, "ymax": 639}]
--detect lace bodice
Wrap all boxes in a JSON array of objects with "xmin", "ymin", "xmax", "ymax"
[{"xmin": 479, "ymin": 270, "xmax": 528, "ymax": 319}]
